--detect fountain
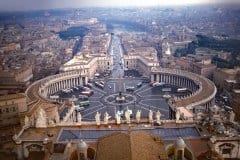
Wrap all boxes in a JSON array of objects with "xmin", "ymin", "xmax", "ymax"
[{"xmin": 115, "ymin": 91, "xmax": 126, "ymax": 103}]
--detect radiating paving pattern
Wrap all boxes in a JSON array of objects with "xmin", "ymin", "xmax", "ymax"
[
  {"xmin": 26, "ymin": 67, "xmax": 216, "ymax": 122},
  {"xmin": 57, "ymin": 127, "xmax": 200, "ymax": 142}
]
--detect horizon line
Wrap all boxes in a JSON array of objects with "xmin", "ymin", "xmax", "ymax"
[{"xmin": 0, "ymin": 2, "xmax": 239, "ymax": 12}]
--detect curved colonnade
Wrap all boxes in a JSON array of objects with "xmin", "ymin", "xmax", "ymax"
[
  {"xmin": 26, "ymin": 70, "xmax": 87, "ymax": 103},
  {"xmin": 151, "ymin": 68, "xmax": 217, "ymax": 119}
]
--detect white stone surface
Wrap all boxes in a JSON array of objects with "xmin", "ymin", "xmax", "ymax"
[
  {"xmin": 24, "ymin": 116, "xmax": 29, "ymax": 127},
  {"xmin": 35, "ymin": 108, "xmax": 47, "ymax": 128},
  {"xmin": 148, "ymin": 110, "xmax": 153, "ymax": 124},
  {"xmin": 125, "ymin": 110, "xmax": 131, "ymax": 124},
  {"xmin": 156, "ymin": 110, "xmax": 161, "ymax": 125},
  {"xmin": 77, "ymin": 112, "xmax": 82, "ymax": 125},
  {"xmin": 95, "ymin": 112, "xmax": 101, "ymax": 126},
  {"xmin": 176, "ymin": 109, "xmax": 180, "ymax": 122},
  {"xmin": 104, "ymin": 112, "xmax": 111, "ymax": 125},
  {"xmin": 115, "ymin": 113, "xmax": 121, "ymax": 125},
  {"xmin": 136, "ymin": 110, "xmax": 141, "ymax": 123}
]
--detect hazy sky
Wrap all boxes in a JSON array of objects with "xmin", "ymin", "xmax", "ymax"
[{"xmin": 0, "ymin": 0, "xmax": 239, "ymax": 11}]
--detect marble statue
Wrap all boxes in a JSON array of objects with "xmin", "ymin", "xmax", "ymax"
[
  {"xmin": 176, "ymin": 109, "xmax": 180, "ymax": 121},
  {"xmin": 125, "ymin": 110, "xmax": 131, "ymax": 124},
  {"xmin": 230, "ymin": 111, "xmax": 235, "ymax": 123},
  {"xmin": 136, "ymin": 110, "xmax": 141, "ymax": 123},
  {"xmin": 24, "ymin": 116, "xmax": 30, "ymax": 127},
  {"xmin": 77, "ymin": 112, "xmax": 82, "ymax": 125},
  {"xmin": 148, "ymin": 110, "xmax": 153, "ymax": 124},
  {"xmin": 54, "ymin": 106, "xmax": 60, "ymax": 124},
  {"xmin": 104, "ymin": 112, "xmax": 111, "ymax": 125},
  {"xmin": 156, "ymin": 110, "xmax": 161, "ymax": 125},
  {"xmin": 115, "ymin": 113, "xmax": 121, "ymax": 125},
  {"xmin": 35, "ymin": 108, "xmax": 47, "ymax": 128},
  {"xmin": 95, "ymin": 112, "xmax": 101, "ymax": 126}
]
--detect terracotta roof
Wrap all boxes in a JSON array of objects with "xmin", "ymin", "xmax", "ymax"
[
  {"xmin": 185, "ymin": 138, "xmax": 210, "ymax": 158},
  {"xmin": 96, "ymin": 132, "xmax": 131, "ymax": 160},
  {"xmin": 95, "ymin": 131, "xmax": 168, "ymax": 160}
]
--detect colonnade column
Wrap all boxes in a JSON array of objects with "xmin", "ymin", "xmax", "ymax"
[
  {"xmin": 151, "ymin": 74, "xmax": 154, "ymax": 82},
  {"xmin": 156, "ymin": 74, "xmax": 160, "ymax": 82},
  {"xmin": 85, "ymin": 76, "xmax": 88, "ymax": 84}
]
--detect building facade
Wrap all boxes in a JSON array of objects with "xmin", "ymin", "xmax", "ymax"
[
  {"xmin": 192, "ymin": 62, "xmax": 216, "ymax": 79},
  {"xmin": 0, "ymin": 93, "xmax": 27, "ymax": 127},
  {"xmin": 232, "ymin": 90, "xmax": 240, "ymax": 121},
  {"xmin": 59, "ymin": 54, "xmax": 112, "ymax": 79},
  {"xmin": 124, "ymin": 55, "xmax": 159, "ymax": 77},
  {"xmin": 213, "ymin": 68, "xmax": 240, "ymax": 89}
]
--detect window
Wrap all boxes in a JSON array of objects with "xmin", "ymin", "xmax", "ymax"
[
  {"xmin": 219, "ymin": 143, "xmax": 234, "ymax": 155},
  {"xmin": 6, "ymin": 108, "xmax": 9, "ymax": 113},
  {"xmin": 222, "ymin": 148, "xmax": 231, "ymax": 154},
  {"xmin": 177, "ymin": 150, "xmax": 183, "ymax": 160}
]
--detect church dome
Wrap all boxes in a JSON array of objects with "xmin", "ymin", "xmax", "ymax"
[
  {"xmin": 77, "ymin": 140, "xmax": 88, "ymax": 152},
  {"xmin": 175, "ymin": 137, "xmax": 186, "ymax": 148}
]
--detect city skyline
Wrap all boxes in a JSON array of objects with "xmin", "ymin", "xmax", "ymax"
[
  {"xmin": 0, "ymin": 1, "xmax": 240, "ymax": 159},
  {"xmin": 0, "ymin": 0, "xmax": 239, "ymax": 11}
]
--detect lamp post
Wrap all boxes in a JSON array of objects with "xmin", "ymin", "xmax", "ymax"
[{"xmin": 134, "ymin": 100, "xmax": 136, "ymax": 114}]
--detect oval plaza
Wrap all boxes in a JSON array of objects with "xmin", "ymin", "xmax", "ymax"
[{"xmin": 26, "ymin": 61, "xmax": 216, "ymax": 122}]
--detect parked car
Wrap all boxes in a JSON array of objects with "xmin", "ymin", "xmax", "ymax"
[
  {"xmin": 137, "ymin": 81, "xmax": 143, "ymax": 88},
  {"xmin": 126, "ymin": 86, "xmax": 135, "ymax": 92}
]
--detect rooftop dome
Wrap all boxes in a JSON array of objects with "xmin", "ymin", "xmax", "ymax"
[
  {"xmin": 175, "ymin": 137, "xmax": 186, "ymax": 148},
  {"xmin": 77, "ymin": 140, "xmax": 88, "ymax": 152}
]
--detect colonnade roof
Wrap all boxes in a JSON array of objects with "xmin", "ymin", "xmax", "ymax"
[
  {"xmin": 26, "ymin": 71, "xmax": 83, "ymax": 103},
  {"xmin": 173, "ymin": 74, "xmax": 216, "ymax": 108},
  {"xmin": 151, "ymin": 68, "xmax": 216, "ymax": 108}
]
